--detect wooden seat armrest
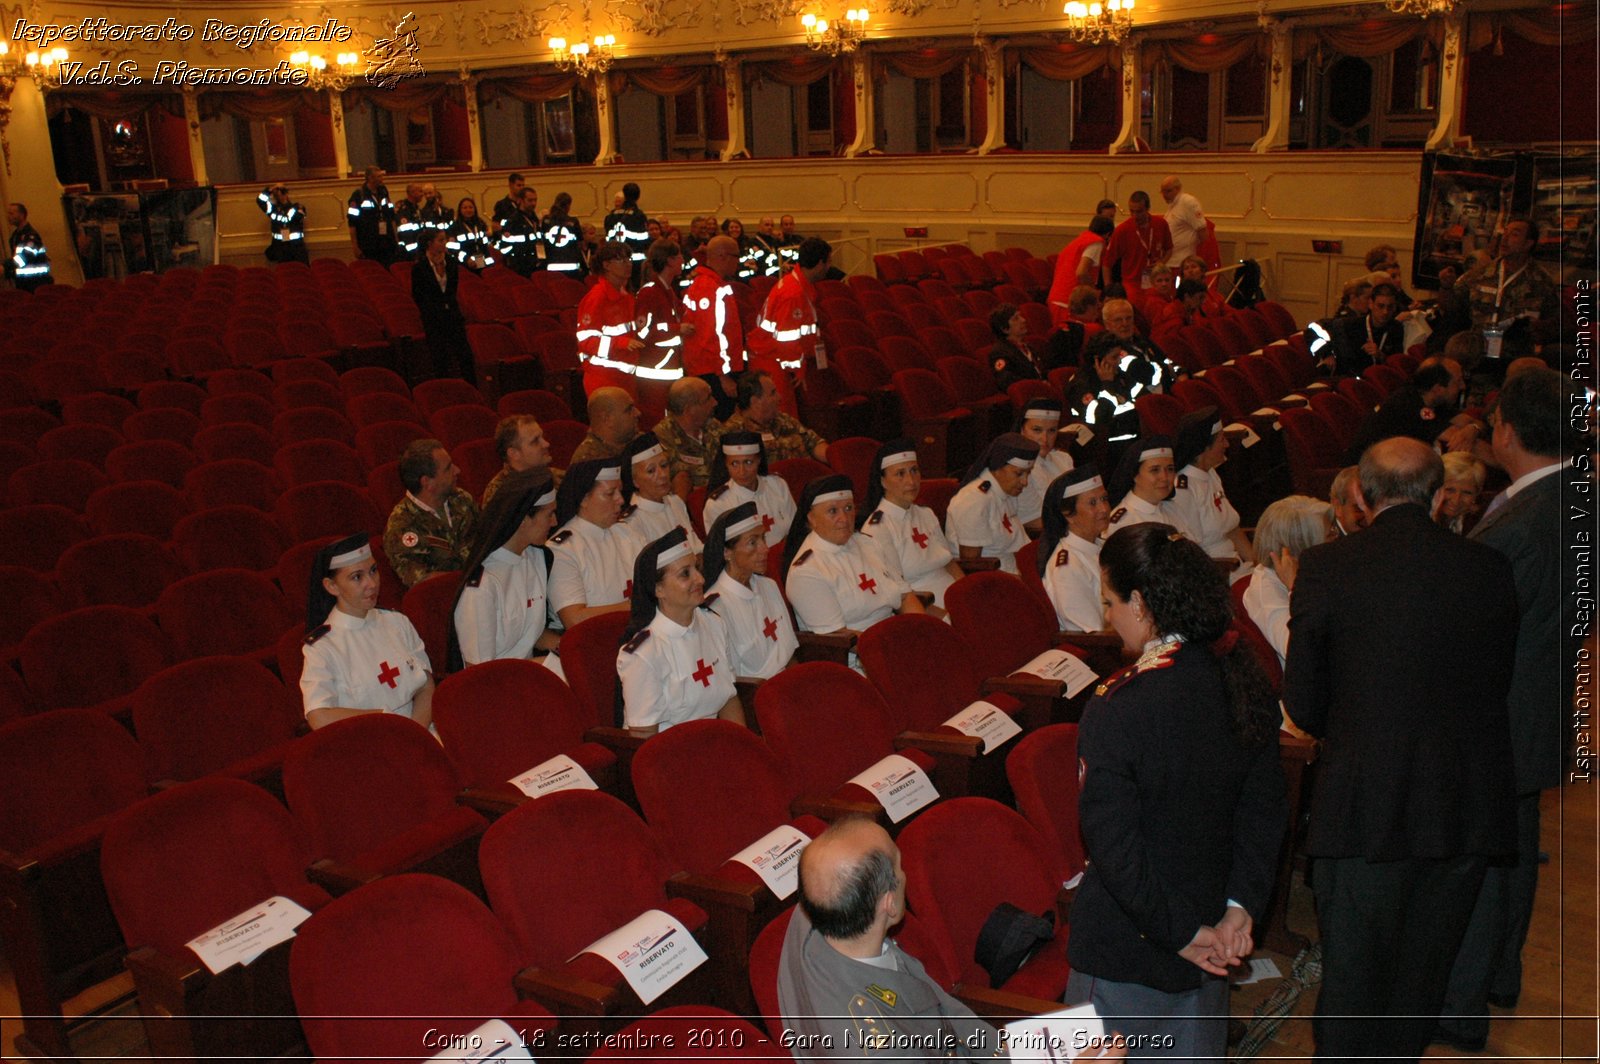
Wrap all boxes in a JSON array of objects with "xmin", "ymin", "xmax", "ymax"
[
  {"xmin": 796, "ymin": 631, "xmax": 856, "ymax": 664},
  {"xmin": 583, "ymin": 726, "xmax": 649, "ymax": 754},
  {"xmin": 1055, "ymin": 631, "xmax": 1124, "ymax": 652},
  {"xmin": 957, "ymin": 557, "xmax": 1001, "ymax": 575},
  {"xmin": 124, "ymin": 944, "xmax": 205, "ymax": 989},
  {"xmin": 513, "ymin": 966, "xmax": 622, "ymax": 1014},
  {"xmin": 952, "ymin": 982, "xmax": 1075, "ymax": 1023},
  {"xmin": 306, "ymin": 857, "xmax": 381, "ymax": 896},
  {"xmin": 0, "ymin": 848, "xmax": 36, "ymax": 878},
  {"xmin": 983, "ymin": 674, "xmax": 1064, "ymax": 699},
  {"xmin": 789, "ymin": 796, "xmax": 884, "ymax": 822},
  {"xmin": 734, "ymin": 676, "xmax": 765, "ymax": 712},
  {"xmin": 666, "ymin": 871, "xmax": 768, "ymax": 914},
  {"xmin": 457, "ymin": 784, "xmax": 525, "ymax": 818},
  {"xmin": 894, "ymin": 730, "xmax": 984, "ymax": 759}
]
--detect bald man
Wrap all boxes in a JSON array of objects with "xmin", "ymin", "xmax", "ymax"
[
  {"xmin": 776, "ymin": 819, "xmax": 1007, "ymax": 1061},
  {"xmin": 682, "ymin": 234, "xmax": 747, "ymax": 420},
  {"xmin": 1284, "ymin": 436, "xmax": 1519, "ymax": 1061},
  {"xmin": 653, "ymin": 376, "xmax": 722, "ymax": 499},
  {"xmin": 569, "ymin": 387, "xmax": 640, "ymax": 465}
]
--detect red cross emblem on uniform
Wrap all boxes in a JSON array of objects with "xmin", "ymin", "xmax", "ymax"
[
  {"xmin": 910, "ymin": 527, "xmax": 929, "ymax": 550},
  {"xmin": 1002, "ymin": 514, "xmax": 1014, "ymax": 534},
  {"xmin": 760, "ymin": 513, "xmax": 775, "ymax": 534},
  {"xmin": 692, "ymin": 658, "xmax": 715, "ymax": 687},
  {"xmin": 763, "ymin": 616, "xmax": 778, "ymax": 641},
  {"xmin": 526, "ymin": 598, "xmax": 534, "ymax": 609},
  {"xmin": 624, "ymin": 580, "xmax": 633, "ymax": 599},
  {"xmin": 377, "ymin": 661, "xmax": 400, "ymax": 688},
  {"xmin": 1214, "ymin": 492, "xmax": 1224, "ymax": 512},
  {"xmin": 857, "ymin": 573, "xmax": 877, "ymax": 594}
]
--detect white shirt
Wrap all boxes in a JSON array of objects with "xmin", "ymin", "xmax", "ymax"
[
  {"xmin": 619, "ymin": 493, "xmax": 704, "ymax": 555},
  {"xmin": 1167, "ymin": 464, "xmax": 1240, "ymax": 561},
  {"xmin": 1241, "ymin": 564, "xmax": 1290, "ymax": 669},
  {"xmin": 860, "ymin": 500, "xmax": 957, "ymax": 609},
  {"xmin": 707, "ymin": 570, "xmax": 798, "ymax": 679},
  {"xmin": 547, "ymin": 516, "xmax": 638, "ymax": 615},
  {"xmin": 617, "ymin": 607, "xmax": 737, "ymax": 731},
  {"xmin": 944, "ymin": 469, "xmax": 1030, "ymax": 575},
  {"xmin": 702, "ymin": 476, "xmax": 796, "ymax": 549},
  {"xmin": 1164, "ymin": 191, "xmax": 1206, "ymax": 265},
  {"xmin": 1107, "ymin": 490, "xmax": 1179, "ymax": 535},
  {"xmin": 1015, "ymin": 449, "xmax": 1075, "ymax": 526},
  {"xmin": 1045, "ymin": 531, "xmax": 1104, "ymax": 633},
  {"xmin": 786, "ymin": 531, "xmax": 908, "ymax": 634},
  {"xmin": 301, "ymin": 607, "xmax": 430, "ymax": 719},
  {"xmin": 453, "ymin": 546, "xmax": 549, "ymax": 666}
]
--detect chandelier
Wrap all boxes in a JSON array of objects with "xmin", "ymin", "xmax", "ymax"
[
  {"xmin": 549, "ymin": 35, "xmax": 618, "ymax": 76},
  {"xmin": 288, "ymin": 51, "xmax": 360, "ymax": 91},
  {"xmin": 0, "ymin": 42, "xmax": 70, "ymax": 90},
  {"xmin": 1383, "ymin": 0, "xmax": 1457, "ymax": 17},
  {"xmin": 1062, "ymin": 0, "xmax": 1134, "ymax": 45},
  {"xmin": 800, "ymin": 9, "xmax": 869, "ymax": 55}
]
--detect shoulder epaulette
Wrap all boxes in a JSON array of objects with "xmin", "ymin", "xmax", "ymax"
[
  {"xmin": 303, "ymin": 624, "xmax": 330, "ymax": 646},
  {"xmin": 867, "ymin": 510, "xmax": 884, "ymax": 526},
  {"xmin": 793, "ymin": 549, "xmax": 812, "ymax": 567},
  {"xmin": 1055, "ymin": 549, "xmax": 1070, "ymax": 567},
  {"xmin": 699, "ymin": 592, "xmax": 721, "ymax": 610},
  {"xmin": 708, "ymin": 484, "xmax": 730, "ymax": 500},
  {"xmin": 622, "ymin": 628, "xmax": 651, "ymax": 654},
  {"xmin": 1093, "ymin": 663, "xmax": 1137, "ymax": 699},
  {"xmin": 466, "ymin": 569, "xmax": 485, "ymax": 588},
  {"xmin": 1176, "ymin": 473, "xmax": 1189, "ymax": 490},
  {"xmin": 549, "ymin": 529, "xmax": 573, "ymax": 545},
  {"xmin": 978, "ymin": 479, "xmax": 992, "ymax": 493},
  {"xmin": 1109, "ymin": 507, "xmax": 1127, "ymax": 523}
]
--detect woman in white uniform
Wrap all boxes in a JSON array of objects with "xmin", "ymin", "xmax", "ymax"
[
  {"xmin": 1105, "ymin": 435, "xmax": 1180, "ymax": 536},
  {"xmin": 301, "ymin": 532, "xmax": 434, "ymax": 730},
  {"xmin": 943, "ymin": 433, "xmax": 1038, "ymax": 575},
  {"xmin": 1241, "ymin": 494, "xmax": 1330, "ymax": 668},
  {"xmin": 701, "ymin": 430, "xmax": 796, "ymax": 548},
  {"xmin": 618, "ymin": 431, "xmax": 703, "ymax": 555},
  {"xmin": 703, "ymin": 501, "xmax": 798, "ymax": 679},
  {"xmin": 616, "ymin": 527, "xmax": 745, "ymax": 736},
  {"xmin": 1038, "ymin": 465, "xmax": 1113, "ymax": 633},
  {"xmin": 858, "ymin": 438, "xmax": 964, "ymax": 612},
  {"xmin": 782, "ymin": 474, "xmax": 922, "ymax": 637},
  {"xmin": 447, "ymin": 470, "xmax": 560, "ymax": 670},
  {"xmin": 1166, "ymin": 407, "xmax": 1254, "ymax": 574},
  {"xmin": 1013, "ymin": 398, "xmax": 1075, "ymax": 533},
  {"xmin": 547, "ymin": 457, "xmax": 638, "ymax": 630}
]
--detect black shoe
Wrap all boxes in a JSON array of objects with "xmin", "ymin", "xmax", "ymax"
[
  {"xmin": 1430, "ymin": 1026, "xmax": 1488, "ymax": 1053},
  {"xmin": 1487, "ymin": 991, "xmax": 1519, "ymax": 1009}
]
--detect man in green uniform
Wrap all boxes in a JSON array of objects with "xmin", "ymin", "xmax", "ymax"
[{"xmin": 382, "ymin": 438, "xmax": 480, "ymax": 588}]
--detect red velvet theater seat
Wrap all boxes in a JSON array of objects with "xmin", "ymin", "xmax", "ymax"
[
  {"xmin": 478, "ymin": 789, "xmax": 717, "ymax": 1032},
  {"xmin": 432, "ymin": 658, "xmax": 619, "ymax": 815},
  {"xmin": 57, "ymin": 533, "xmax": 185, "ymax": 609},
  {"xmin": 898, "ymin": 797, "xmax": 1072, "ymax": 1001},
  {"xmin": 289, "ymin": 873, "xmax": 555, "ymax": 1063},
  {"xmin": 273, "ymin": 479, "xmax": 383, "ymax": 543},
  {"xmin": 100, "ymin": 777, "xmax": 329, "ymax": 1063},
  {"xmin": 130, "ymin": 656, "xmax": 301, "ymax": 790},
  {"xmin": 0, "ymin": 708, "xmax": 150, "ymax": 1060},
  {"xmin": 946, "ymin": 570, "xmax": 1123, "ymax": 696},
  {"xmin": 155, "ymin": 568, "xmax": 293, "ymax": 660},
  {"xmin": 1005, "ymin": 724, "xmax": 1087, "ymax": 887},
  {"xmin": 558, "ymin": 610, "xmax": 632, "ymax": 729},
  {"xmin": 283, "ymin": 713, "xmax": 487, "ymax": 894},
  {"xmin": 19, "ymin": 605, "xmax": 171, "ymax": 714}
]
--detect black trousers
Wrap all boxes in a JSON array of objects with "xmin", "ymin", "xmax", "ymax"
[
  {"xmin": 1313, "ymin": 853, "xmax": 1486, "ymax": 1063},
  {"xmin": 424, "ymin": 320, "xmax": 477, "ymax": 387}
]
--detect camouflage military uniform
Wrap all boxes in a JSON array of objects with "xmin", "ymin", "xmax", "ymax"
[
  {"xmin": 653, "ymin": 414, "xmax": 721, "ymax": 489},
  {"xmin": 712, "ymin": 410, "xmax": 824, "ymax": 464},
  {"xmin": 1460, "ymin": 257, "xmax": 1559, "ymax": 357},
  {"xmin": 569, "ymin": 431, "xmax": 625, "ymax": 466},
  {"xmin": 382, "ymin": 488, "xmax": 481, "ymax": 588}
]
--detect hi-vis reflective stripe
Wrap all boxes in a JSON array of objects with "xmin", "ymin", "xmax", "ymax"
[
  {"xmin": 757, "ymin": 316, "xmax": 818, "ymax": 343},
  {"xmin": 15, "ymin": 265, "xmax": 50, "ymax": 276},
  {"xmin": 544, "ymin": 225, "xmax": 577, "ymax": 247},
  {"xmin": 547, "ymin": 261, "xmax": 582, "ymax": 272},
  {"xmin": 713, "ymin": 284, "xmax": 735, "ymax": 374},
  {"xmin": 578, "ymin": 320, "xmax": 639, "ymax": 371},
  {"xmin": 272, "ymin": 231, "xmax": 305, "ymax": 241}
]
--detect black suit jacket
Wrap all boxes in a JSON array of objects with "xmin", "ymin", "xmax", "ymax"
[
  {"xmin": 1069, "ymin": 642, "xmax": 1286, "ymax": 992},
  {"xmin": 1284, "ymin": 503, "xmax": 1519, "ymax": 862},
  {"xmin": 1330, "ymin": 313, "xmax": 1404, "ymax": 379},
  {"xmin": 1469, "ymin": 468, "xmax": 1570, "ymax": 794},
  {"xmin": 411, "ymin": 255, "xmax": 464, "ymax": 331}
]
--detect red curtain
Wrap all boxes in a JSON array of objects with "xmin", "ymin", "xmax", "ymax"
[
  {"xmin": 477, "ymin": 72, "xmax": 579, "ymax": 104},
  {"xmin": 1292, "ymin": 19, "xmax": 1441, "ymax": 61},
  {"xmin": 1144, "ymin": 34, "xmax": 1261, "ymax": 73},
  {"xmin": 744, "ymin": 55, "xmax": 836, "ymax": 87},
  {"xmin": 342, "ymin": 79, "xmax": 461, "ymax": 112},
  {"xmin": 1468, "ymin": 6, "xmax": 1598, "ymax": 50},
  {"xmin": 610, "ymin": 66, "xmax": 709, "ymax": 96},
  {"xmin": 1014, "ymin": 44, "xmax": 1115, "ymax": 81},
  {"xmin": 47, "ymin": 91, "xmax": 183, "ymax": 121},
  {"xmin": 197, "ymin": 90, "xmax": 324, "ymax": 121},
  {"xmin": 874, "ymin": 48, "xmax": 974, "ymax": 81}
]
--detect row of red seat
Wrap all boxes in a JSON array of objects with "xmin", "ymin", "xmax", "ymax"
[{"xmin": 873, "ymin": 243, "xmax": 1053, "ymax": 293}]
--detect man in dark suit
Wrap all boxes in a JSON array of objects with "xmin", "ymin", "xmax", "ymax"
[
  {"xmin": 411, "ymin": 229, "xmax": 477, "ymax": 387},
  {"xmin": 1438, "ymin": 367, "xmax": 1584, "ymax": 1049},
  {"xmin": 1284, "ymin": 436, "xmax": 1519, "ymax": 1063},
  {"xmin": 1329, "ymin": 281, "xmax": 1406, "ymax": 378},
  {"xmin": 1343, "ymin": 356, "xmax": 1478, "ymax": 463}
]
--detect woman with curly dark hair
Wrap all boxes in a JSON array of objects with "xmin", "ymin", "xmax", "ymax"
[{"xmin": 1065, "ymin": 522, "xmax": 1286, "ymax": 1059}]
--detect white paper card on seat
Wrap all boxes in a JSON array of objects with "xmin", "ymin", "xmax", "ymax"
[
  {"xmin": 185, "ymin": 895, "xmax": 312, "ymax": 975},
  {"xmin": 848, "ymin": 753, "xmax": 938, "ymax": 823},
  {"xmin": 425, "ymin": 1019, "xmax": 535, "ymax": 1062},
  {"xmin": 1224, "ymin": 422, "xmax": 1261, "ymax": 448},
  {"xmin": 730, "ymin": 823, "xmax": 811, "ymax": 900},
  {"xmin": 1070, "ymin": 424, "xmax": 1094, "ymax": 447},
  {"xmin": 580, "ymin": 909, "xmax": 708, "ymax": 1006},
  {"xmin": 1013, "ymin": 648, "xmax": 1099, "ymax": 699},
  {"xmin": 1004, "ymin": 1003, "xmax": 1107, "ymax": 1062},
  {"xmin": 509, "ymin": 752, "xmax": 598, "ymax": 798},
  {"xmin": 942, "ymin": 700, "xmax": 1023, "ymax": 755}
]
